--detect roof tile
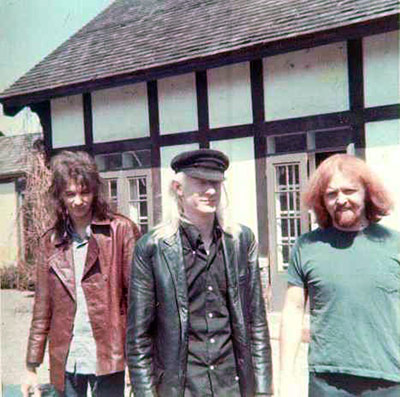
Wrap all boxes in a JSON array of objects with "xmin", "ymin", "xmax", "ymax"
[{"xmin": 1, "ymin": 0, "xmax": 398, "ymax": 100}]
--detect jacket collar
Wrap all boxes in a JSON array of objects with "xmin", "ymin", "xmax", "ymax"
[{"xmin": 49, "ymin": 216, "xmax": 111, "ymax": 300}]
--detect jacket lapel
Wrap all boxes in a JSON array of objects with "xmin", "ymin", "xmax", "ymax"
[
  {"xmin": 160, "ymin": 233, "xmax": 189, "ymax": 341},
  {"xmin": 223, "ymin": 232, "xmax": 239, "ymax": 299},
  {"xmin": 83, "ymin": 217, "xmax": 112, "ymax": 280},
  {"xmin": 83, "ymin": 235, "xmax": 100, "ymax": 280},
  {"xmin": 49, "ymin": 247, "xmax": 76, "ymax": 301}
]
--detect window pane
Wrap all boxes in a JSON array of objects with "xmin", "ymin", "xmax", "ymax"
[
  {"xmin": 128, "ymin": 176, "xmax": 149, "ymax": 234},
  {"xmin": 274, "ymin": 163, "xmax": 301, "ymax": 271}
]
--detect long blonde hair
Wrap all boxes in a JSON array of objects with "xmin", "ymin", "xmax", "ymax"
[{"xmin": 153, "ymin": 172, "xmax": 239, "ymax": 239}]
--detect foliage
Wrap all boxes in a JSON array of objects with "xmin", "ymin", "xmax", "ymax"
[
  {"xmin": 0, "ymin": 263, "xmax": 35, "ymax": 290},
  {"xmin": 18, "ymin": 143, "xmax": 54, "ymax": 289}
]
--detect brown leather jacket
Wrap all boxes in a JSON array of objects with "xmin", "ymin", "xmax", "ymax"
[{"xmin": 26, "ymin": 215, "xmax": 140, "ymax": 391}]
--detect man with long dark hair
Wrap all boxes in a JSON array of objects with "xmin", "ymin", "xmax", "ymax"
[
  {"xmin": 280, "ymin": 154, "xmax": 400, "ymax": 397},
  {"xmin": 22, "ymin": 151, "xmax": 140, "ymax": 396}
]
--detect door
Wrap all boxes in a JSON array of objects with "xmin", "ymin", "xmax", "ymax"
[{"xmin": 267, "ymin": 153, "xmax": 309, "ymax": 310}]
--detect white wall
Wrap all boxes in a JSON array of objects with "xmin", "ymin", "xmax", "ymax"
[
  {"xmin": 263, "ymin": 42, "xmax": 349, "ymax": 120},
  {"xmin": 208, "ymin": 62, "xmax": 252, "ymax": 128},
  {"xmin": 363, "ymin": 30, "xmax": 400, "ymax": 108},
  {"xmin": 0, "ymin": 182, "xmax": 18, "ymax": 267},
  {"xmin": 51, "ymin": 95, "xmax": 85, "ymax": 148},
  {"xmin": 92, "ymin": 84, "xmax": 149, "ymax": 142},
  {"xmin": 160, "ymin": 144, "xmax": 199, "ymax": 215},
  {"xmin": 159, "ymin": 73, "xmax": 198, "ymax": 134},
  {"xmin": 365, "ymin": 119, "xmax": 400, "ymax": 231},
  {"xmin": 211, "ymin": 137, "xmax": 258, "ymax": 238}
]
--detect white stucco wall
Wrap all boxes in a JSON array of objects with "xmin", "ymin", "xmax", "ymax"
[
  {"xmin": 365, "ymin": 119, "xmax": 400, "ymax": 231},
  {"xmin": 160, "ymin": 144, "xmax": 199, "ymax": 216},
  {"xmin": 51, "ymin": 95, "xmax": 85, "ymax": 148},
  {"xmin": 211, "ymin": 138, "xmax": 258, "ymax": 238},
  {"xmin": 92, "ymin": 84, "xmax": 149, "ymax": 142},
  {"xmin": 363, "ymin": 30, "xmax": 400, "ymax": 108},
  {"xmin": 0, "ymin": 182, "xmax": 18, "ymax": 267},
  {"xmin": 208, "ymin": 62, "xmax": 253, "ymax": 128},
  {"xmin": 159, "ymin": 73, "xmax": 198, "ymax": 134},
  {"xmin": 263, "ymin": 42, "xmax": 349, "ymax": 120}
]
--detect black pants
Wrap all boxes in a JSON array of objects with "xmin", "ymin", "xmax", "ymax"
[
  {"xmin": 309, "ymin": 373, "xmax": 400, "ymax": 397},
  {"xmin": 62, "ymin": 371, "xmax": 125, "ymax": 397}
]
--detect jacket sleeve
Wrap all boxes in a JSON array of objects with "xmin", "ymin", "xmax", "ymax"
[
  {"xmin": 247, "ymin": 230, "xmax": 273, "ymax": 395},
  {"xmin": 121, "ymin": 218, "xmax": 141, "ymax": 306},
  {"xmin": 26, "ymin": 236, "xmax": 52, "ymax": 367},
  {"xmin": 126, "ymin": 235, "xmax": 157, "ymax": 397}
]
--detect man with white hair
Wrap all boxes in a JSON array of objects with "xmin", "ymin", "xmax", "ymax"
[{"xmin": 127, "ymin": 149, "xmax": 272, "ymax": 396}]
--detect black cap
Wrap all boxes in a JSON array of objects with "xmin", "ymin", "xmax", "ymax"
[{"xmin": 171, "ymin": 149, "xmax": 229, "ymax": 181}]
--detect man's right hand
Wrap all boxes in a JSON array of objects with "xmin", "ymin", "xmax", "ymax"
[{"xmin": 21, "ymin": 367, "xmax": 41, "ymax": 397}]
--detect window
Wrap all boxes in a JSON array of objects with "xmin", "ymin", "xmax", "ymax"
[
  {"xmin": 267, "ymin": 153, "xmax": 309, "ymax": 271},
  {"xmin": 106, "ymin": 179, "xmax": 119, "ymax": 213},
  {"xmin": 97, "ymin": 151, "xmax": 153, "ymax": 234},
  {"xmin": 128, "ymin": 177, "xmax": 149, "ymax": 234}
]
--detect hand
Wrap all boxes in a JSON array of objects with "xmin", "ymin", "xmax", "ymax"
[{"xmin": 21, "ymin": 367, "xmax": 41, "ymax": 397}]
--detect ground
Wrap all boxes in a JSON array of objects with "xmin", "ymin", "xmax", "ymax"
[{"xmin": 1, "ymin": 289, "xmax": 309, "ymax": 396}]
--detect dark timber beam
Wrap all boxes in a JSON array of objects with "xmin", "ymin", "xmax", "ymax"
[
  {"xmin": 196, "ymin": 71, "xmax": 210, "ymax": 148},
  {"xmin": 148, "ymin": 81, "xmax": 162, "ymax": 224},
  {"xmin": 250, "ymin": 59, "xmax": 269, "ymax": 260},
  {"xmin": 30, "ymin": 101, "xmax": 52, "ymax": 154},
  {"xmin": 83, "ymin": 93, "xmax": 94, "ymax": 155},
  {"xmin": 347, "ymin": 38, "xmax": 366, "ymax": 156}
]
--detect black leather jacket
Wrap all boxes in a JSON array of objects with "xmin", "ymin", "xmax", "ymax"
[{"xmin": 127, "ymin": 224, "xmax": 272, "ymax": 396}]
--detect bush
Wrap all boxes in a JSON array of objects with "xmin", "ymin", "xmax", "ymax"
[
  {"xmin": 0, "ymin": 265, "xmax": 19, "ymax": 289},
  {"xmin": 0, "ymin": 263, "xmax": 35, "ymax": 290}
]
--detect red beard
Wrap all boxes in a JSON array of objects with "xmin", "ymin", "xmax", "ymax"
[{"xmin": 333, "ymin": 206, "xmax": 361, "ymax": 228}]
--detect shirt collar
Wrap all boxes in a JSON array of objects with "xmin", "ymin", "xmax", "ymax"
[
  {"xmin": 66, "ymin": 219, "xmax": 91, "ymax": 244},
  {"xmin": 179, "ymin": 217, "xmax": 222, "ymax": 249}
]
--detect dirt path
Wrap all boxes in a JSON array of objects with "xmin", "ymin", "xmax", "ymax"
[
  {"xmin": 1, "ymin": 289, "xmax": 308, "ymax": 396},
  {"xmin": 1, "ymin": 289, "xmax": 50, "ymax": 391}
]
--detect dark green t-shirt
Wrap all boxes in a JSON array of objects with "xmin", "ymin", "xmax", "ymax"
[{"xmin": 287, "ymin": 223, "xmax": 400, "ymax": 382}]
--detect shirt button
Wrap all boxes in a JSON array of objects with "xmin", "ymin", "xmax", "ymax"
[
  {"xmin": 210, "ymin": 338, "xmax": 215, "ymax": 344},
  {"xmin": 210, "ymin": 365, "xmax": 215, "ymax": 370},
  {"xmin": 235, "ymin": 375, "xmax": 239, "ymax": 381},
  {"xmin": 208, "ymin": 312, "xmax": 213, "ymax": 318},
  {"xmin": 207, "ymin": 285, "xmax": 213, "ymax": 291}
]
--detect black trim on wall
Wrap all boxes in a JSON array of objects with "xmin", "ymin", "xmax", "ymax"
[
  {"xmin": 147, "ymin": 81, "xmax": 162, "ymax": 224},
  {"xmin": 52, "ymin": 145, "xmax": 87, "ymax": 154},
  {"xmin": 92, "ymin": 137, "xmax": 152, "ymax": 154},
  {"xmin": 196, "ymin": 71, "xmax": 210, "ymax": 148},
  {"xmin": 83, "ymin": 93, "xmax": 94, "ymax": 154},
  {"xmin": 160, "ymin": 131, "xmax": 200, "ymax": 147},
  {"xmin": 250, "ymin": 59, "xmax": 269, "ymax": 258},
  {"xmin": 206, "ymin": 124, "xmax": 255, "ymax": 141},
  {"xmin": 347, "ymin": 39, "xmax": 366, "ymax": 154},
  {"xmin": 30, "ymin": 101, "xmax": 52, "ymax": 153},
  {"xmin": 364, "ymin": 104, "xmax": 400, "ymax": 122},
  {"xmin": 45, "ymin": 102, "xmax": 400, "ymax": 158},
  {"xmin": 262, "ymin": 111, "xmax": 353, "ymax": 136}
]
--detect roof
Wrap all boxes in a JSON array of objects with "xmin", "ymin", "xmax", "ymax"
[
  {"xmin": 0, "ymin": 133, "xmax": 42, "ymax": 178},
  {"xmin": 1, "ymin": 0, "xmax": 399, "ymax": 104}
]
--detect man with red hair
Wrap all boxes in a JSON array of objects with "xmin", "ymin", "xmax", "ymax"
[{"xmin": 279, "ymin": 154, "xmax": 400, "ymax": 397}]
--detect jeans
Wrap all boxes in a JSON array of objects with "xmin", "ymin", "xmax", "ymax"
[
  {"xmin": 62, "ymin": 371, "xmax": 125, "ymax": 397},
  {"xmin": 309, "ymin": 372, "xmax": 400, "ymax": 397}
]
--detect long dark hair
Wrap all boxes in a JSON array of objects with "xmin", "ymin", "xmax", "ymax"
[{"xmin": 50, "ymin": 150, "xmax": 112, "ymax": 241}]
